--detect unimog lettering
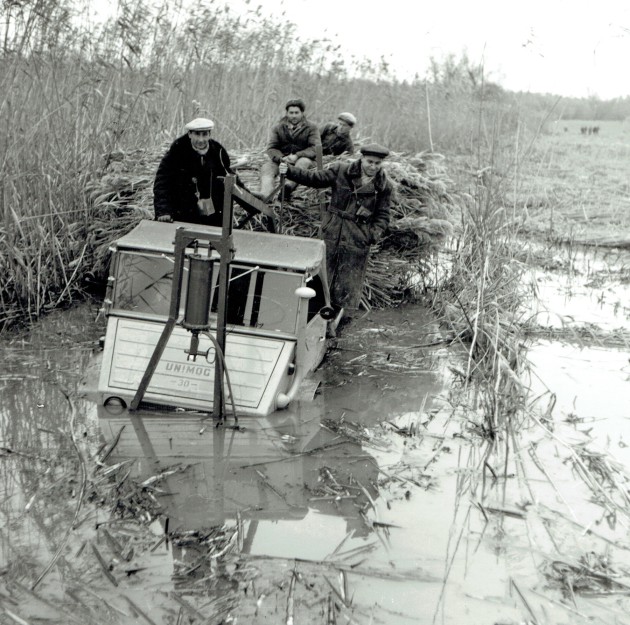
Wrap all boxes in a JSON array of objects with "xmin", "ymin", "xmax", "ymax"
[{"xmin": 165, "ymin": 362, "xmax": 212, "ymax": 377}]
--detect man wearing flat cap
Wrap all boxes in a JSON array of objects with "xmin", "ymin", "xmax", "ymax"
[
  {"xmin": 320, "ymin": 112, "xmax": 356, "ymax": 156},
  {"xmin": 279, "ymin": 143, "xmax": 393, "ymax": 327},
  {"xmin": 154, "ymin": 117, "xmax": 238, "ymax": 226},
  {"xmin": 258, "ymin": 99, "xmax": 321, "ymax": 200}
]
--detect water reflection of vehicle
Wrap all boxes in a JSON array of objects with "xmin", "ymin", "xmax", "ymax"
[
  {"xmin": 90, "ymin": 177, "xmax": 337, "ymax": 418},
  {"xmin": 98, "ymin": 402, "xmax": 380, "ymax": 538}
]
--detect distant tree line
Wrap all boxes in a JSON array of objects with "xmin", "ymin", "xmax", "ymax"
[
  {"xmin": 559, "ymin": 96, "xmax": 630, "ymax": 120},
  {"xmin": 412, "ymin": 55, "xmax": 629, "ymax": 122},
  {"xmin": 508, "ymin": 92, "xmax": 630, "ymax": 121}
]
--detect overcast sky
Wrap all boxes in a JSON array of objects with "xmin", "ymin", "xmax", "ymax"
[{"xmin": 233, "ymin": 0, "xmax": 630, "ymax": 100}]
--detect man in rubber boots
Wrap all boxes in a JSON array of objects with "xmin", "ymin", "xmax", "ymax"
[{"xmin": 279, "ymin": 144, "xmax": 393, "ymax": 327}]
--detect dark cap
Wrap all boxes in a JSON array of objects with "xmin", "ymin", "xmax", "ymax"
[
  {"xmin": 338, "ymin": 112, "xmax": 356, "ymax": 126},
  {"xmin": 359, "ymin": 143, "xmax": 389, "ymax": 158},
  {"xmin": 285, "ymin": 98, "xmax": 305, "ymax": 112}
]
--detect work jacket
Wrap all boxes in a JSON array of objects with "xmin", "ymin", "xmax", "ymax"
[
  {"xmin": 153, "ymin": 135, "xmax": 232, "ymax": 226},
  {"xmin": 286, "ymin": 159, "xmax": 392, "ymax": 250},
  {"xmin": 266, "ymin": 117, "xmax": 321, "ymax": 163},
  {"xmin": 320, "ymin": 122, "xmax": 354, "ymax": 156}
]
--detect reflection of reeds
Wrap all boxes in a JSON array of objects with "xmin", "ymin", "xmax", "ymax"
[
  {"xmin": 544, "ymin": 552, "xmax": 630, "ymax": 600},
  {"xmin": 528, "ymin": 411, "xmax": 630, "ymax": 523},
  {"xmin": 31, "ymin": 392, "xmax": 87, "ymax": 590}
]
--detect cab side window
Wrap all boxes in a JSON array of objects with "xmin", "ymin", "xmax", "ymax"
[
  {"xmin": 114, "ymin": 252, "xmax": 180, "ymax": 316},
  {"xmin": 307, "ymin": 274, "xmax": 327, "ymax": 322}
]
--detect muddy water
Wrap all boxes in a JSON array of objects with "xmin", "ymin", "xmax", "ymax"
[
  {"xmin": 1, "ymin": 302, "xmax": 461, "ymax": 624},
  {"xmin": 525, "ymin": 245, "xmax": 630, "ymax": 333},
  {"xmin": 1, "ymin": 246, "xmax": 630, "ymax": 624},
  {"xmin": 517, "ymin": 246, "xmax": 630, "ymax": 624},
  {"xmin": 524, "ymin": 245, "xmax": 630, "ymax": 462}
]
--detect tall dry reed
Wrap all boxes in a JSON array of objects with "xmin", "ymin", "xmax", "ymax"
[
  {"xmin": 0, "ymin": 0, "xmax": 546, "ymax": 330},
  {"xmin": 429, "ymin": 101, "xmax": 545, "ymax": 491}
]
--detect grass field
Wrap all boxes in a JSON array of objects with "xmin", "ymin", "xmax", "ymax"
[{"xmin": 513, "ymin": 119, "xmax": 630, "ymax": 246}]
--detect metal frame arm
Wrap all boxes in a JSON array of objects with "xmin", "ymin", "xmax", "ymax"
[{"xmin": 129, "ymin": 176, "xmax": 237, "ymax": 414}]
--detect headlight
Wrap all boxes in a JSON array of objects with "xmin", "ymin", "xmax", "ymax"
[{"xmin": 103, "ymin": 396, "xmax": 127, "ymax": 415}]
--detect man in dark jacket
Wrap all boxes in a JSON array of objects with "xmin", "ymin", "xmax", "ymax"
[
  {"xmin": 320, "ymin": 112, "xmax": 356, "ymax": 156},
  {"xmin": 153, "ymin": 117, "xmax": 235, "ymax": 226},
  {"xmin": 259, "ymin": 99, "xmax": 321, "ymax": 199},
  {"xmin": 279, "ymin": 144, "xmax": 393, "ymax": 323}
]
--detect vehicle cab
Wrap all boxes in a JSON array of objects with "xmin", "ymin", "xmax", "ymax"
[{"xmin": 95, "ymin": 219, "xmax": 333, "ymax": 417}]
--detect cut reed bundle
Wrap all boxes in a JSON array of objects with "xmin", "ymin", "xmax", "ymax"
[{"xmin": 86, "ymin": 147, "xmax": 460, "ymax": 310}]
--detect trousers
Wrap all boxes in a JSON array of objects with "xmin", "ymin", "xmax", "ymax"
[
  {"xmin": 325, "ymin": 242, "xmax": 369, "ymax": 314},
  {"xmin": 260, "ymin": 156, "xmax": 315, "ymax": 197}
]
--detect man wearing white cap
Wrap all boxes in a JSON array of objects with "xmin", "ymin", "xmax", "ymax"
[
  {"xmin": 154, "ymin": 117, "xmax": 236, "ymax": 226},
  {"xmin": 320, "ymin": 112, "xmax": 356, "ymax": 156}
]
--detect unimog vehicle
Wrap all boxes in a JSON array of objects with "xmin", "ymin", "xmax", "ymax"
[{"xmin": 92, "ymin": 176, "xmax": 335, "ymax": 419}]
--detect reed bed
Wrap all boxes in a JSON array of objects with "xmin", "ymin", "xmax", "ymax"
[
  {"xmin": 433, "ymin": 161, "xmax": 531, "ymax": 436},
  {"xmin": 4, "ymin": 6, "xmax": 628, "ymax": 619},
  {"xmin": 0, "ymin": 2, "xmax": 555, "ymax": 555},
  {"xmin": 83, "ymin": 146, "xmax": 459, "ymax": 310},
  {"xmin": 0, "ymin": 0, "xmax": 547, "ymax": 332},
  {"xmin": 1, "ymin": 2, "xmax": 562, "ymax": 551}
]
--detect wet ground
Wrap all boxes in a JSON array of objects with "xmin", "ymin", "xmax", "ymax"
[{"xmin": 1, "ymin": 245, "xmax": 630, "ymax": 624}]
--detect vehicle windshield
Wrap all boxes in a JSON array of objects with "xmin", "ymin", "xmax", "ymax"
[{"xmin": 112, "ymin": 251, "xmax": 302, "ymax": 334}]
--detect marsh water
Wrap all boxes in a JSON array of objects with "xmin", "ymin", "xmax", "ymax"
[{"xmin": 1, "ymin": 245, "xmax": 630, "ymax": 625}]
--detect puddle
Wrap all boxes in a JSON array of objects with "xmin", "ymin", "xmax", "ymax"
[
  {"xmin": 527, "ymin": 339, "xmax": 630, "ymax": 491},
  {"xmin": 527, "ymin": 340, "xmax": 629, "ymax": 424},
  {"xmin": 2, "ymin": 261, "xmax": 630, "ymax": 624},
  {"xmin": 0, "ymin": 302, "xmax": 462, "ymax": 623},
  {"xmin": 524, "ymin": 246, "xmax": 630, "ymax": 333},
  {"xmin": 99, "ymin": 409, "xmax": 382, "ymax": 555},
  {"xmin": 527, "ymin": 270, "xmax": 630, "ymax": 331}
]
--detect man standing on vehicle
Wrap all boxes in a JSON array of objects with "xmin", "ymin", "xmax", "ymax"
[
  {"xmin": 258, "ymin": 99, "xmax": 321, "ymax": 201},
  {"xmin": 154, "ymin": 117, "xmax": 237, "ymax": 226},
  {"xmin": 320, "ymin": 112, "xmax": 356, "ymax": 156},
  {"xmin": 279, "ymin": 144, "xmax": 393, "ymax": 327}
]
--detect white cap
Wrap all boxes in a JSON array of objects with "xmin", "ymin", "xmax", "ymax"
[{"xmin": 185, "ymin": 117, "xmax": 214, "ymax": 131}]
